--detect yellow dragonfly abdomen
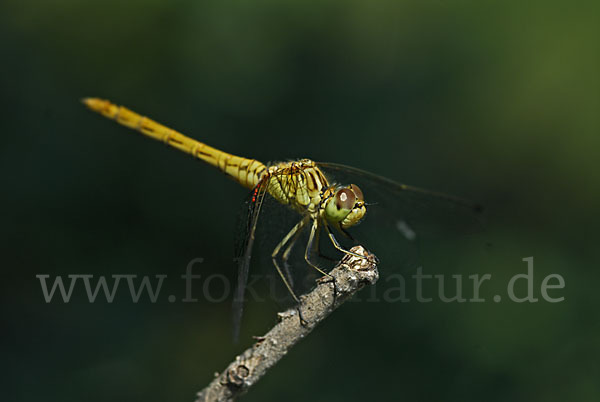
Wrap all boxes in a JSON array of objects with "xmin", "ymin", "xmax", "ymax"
[{"xmin": 82, "ymin": 97, "xmax": 267, "ymax": 190}]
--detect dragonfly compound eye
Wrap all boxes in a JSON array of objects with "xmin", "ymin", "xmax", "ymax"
[
  {"xmin": 324, "ymin": 187, "xmax": 355, "ymax": 224},
  {"xmin": 335, "ymin": 188, "xmax": 356, "ymax": 210},
  {"xmin": 349, "ymin": 184, "xmax": 363, "ymax": 201}
]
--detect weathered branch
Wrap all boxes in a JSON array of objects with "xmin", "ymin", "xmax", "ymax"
[{"xmin": 195, "ymin": 245, "xmax": 379, "ymax": 402}]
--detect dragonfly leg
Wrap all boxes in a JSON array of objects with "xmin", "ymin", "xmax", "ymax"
[
  {"xmin": 305, "ymin": 219, "xmax": 338, "ymax": 306},
  {"xmin": 323, "ymin": 221, "xmax": 368, "ymax": 260},
  {"xmin": 296, "ymin": 306, "xmax": 308, "ymax": 327},
  {"xmin": 281, "ymin": 219, "xmax": 306, "ymax": 275},
  {"xmin": 283, "ymin": 220, "xmax": 334, "ymax": 263},
  {"xmin": 312, "ymin": 226, "xmax": 337, "ymax": 262},
  {"xmin": 271, "ymin": 218, "xmax": 309, "ymax": 303},
  {"xmin": 273, "ymin": 219, "xmax": 312, "ymax": 328},
  {"xmin": 304, "ymin": 219, "xmax": 334, "ymax": 278}
]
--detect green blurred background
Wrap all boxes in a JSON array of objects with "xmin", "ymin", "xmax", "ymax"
[{"xmin": 2, "ymin": 0, "xmax": 599, "ymax": 401}]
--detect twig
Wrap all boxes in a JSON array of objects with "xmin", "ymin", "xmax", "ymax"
[{"xmin": 195, "ymin": 245, "xmax": 379, "ymax": 402}]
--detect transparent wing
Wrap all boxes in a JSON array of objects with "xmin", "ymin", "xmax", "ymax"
[
  {"xmin": 232, "ymin": 178, "xmax": 269, "ymax": 342},
  {"xmin": 231, "ymin": 170, "xmax": 323, "ymax": 341},
  {"xmin": 230, "ymin": 162, "xmax": 475, "ymax": 339},
  {"xmin": 317, "ymin": 162, "xmax": 485, "ymax": 272},
  {"xmin": 317, "ymin": 162, "xmax": 484, "ymax": 237}
]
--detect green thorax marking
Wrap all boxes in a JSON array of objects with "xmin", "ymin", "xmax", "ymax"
[{"xmin": 263, "ymin": 159, "xmax": 330, "ymax": 214}]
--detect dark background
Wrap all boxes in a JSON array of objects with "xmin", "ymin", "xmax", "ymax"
[{"xmin": 2, "ymin": 1, "xmax": 598, "ymax": 401}]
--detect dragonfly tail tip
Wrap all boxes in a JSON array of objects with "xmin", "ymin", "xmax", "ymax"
[{"xmin": 81, "ymin": 97, "xmax": 107, "ymax": 112}]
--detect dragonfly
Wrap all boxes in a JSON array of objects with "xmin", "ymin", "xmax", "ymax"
[{"xmin": 82, "ymin": 98, "xmax": 482, "ymax": 339}]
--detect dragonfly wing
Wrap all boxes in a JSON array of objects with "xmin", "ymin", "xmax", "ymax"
[
  {"xmin": 232, "ymin": 167, "xmax": 339, "ymax": 340},
  {"xmin": 317, "ymin": 162, "xmax": 485, "ymax": 238},
  {"xmin": 232, "ymin": 179, "xmax": 269, "ymax": 342},
  {"xmin": 316, "ymin": 162, "xmax": 485, "ymax": 274}
]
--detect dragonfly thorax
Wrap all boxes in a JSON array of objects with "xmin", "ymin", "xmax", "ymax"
[
  {"xmin": 264, "ymin": 159, "xmax": 329, "ymax": 215},
  {"xmin": 263, "ymin": 159, "xmax": 366, "ymax": 229}
]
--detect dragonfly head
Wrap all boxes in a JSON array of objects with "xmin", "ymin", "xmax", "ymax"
[{"xmin": 324, "ymin": 184, "xmax": 366, "ymax": 229}]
